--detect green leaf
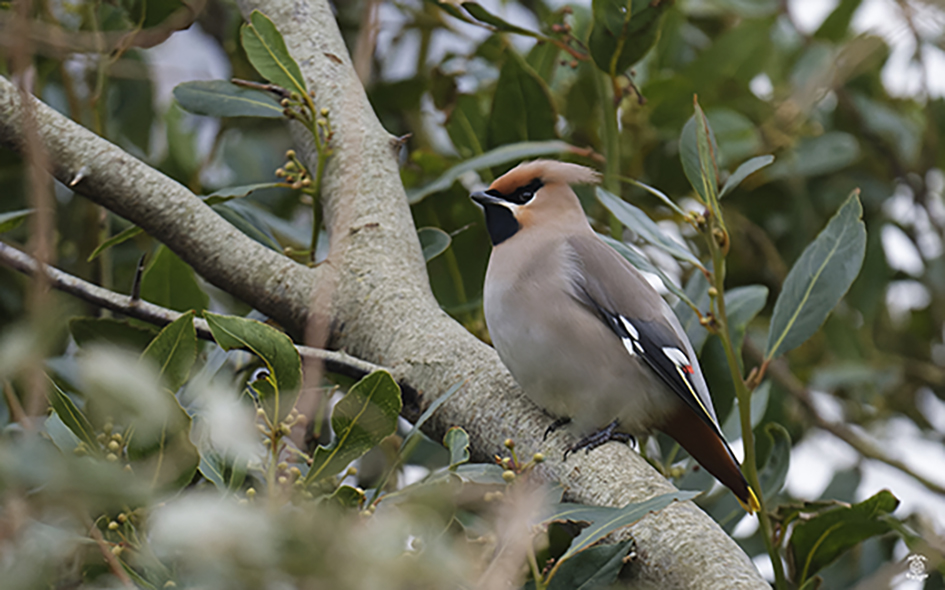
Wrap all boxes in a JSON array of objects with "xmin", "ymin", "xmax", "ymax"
[
  {"xmin": 141, "ymin": 312, "xmax": 197, "ymax": 393},
  {"xmin": 140, "ymin": 245, "xmax": 210, "ymax": 313},
  {"xmin": 599, "ymin": 234, "xmax": 697, "ymax": 311},
  {"xmin": 790, "ymin": 490, "xmax": 899, "ymax": 584},
  {"xmin": 722, "ymin": 380, "xmax": 771, "ymax": 441},
  {"xmin": 461, "ymin": 2, "xmax": 538, "ymax": 36},
  {"xmin": 673, "ymin": 271, "xmax": 712, "ymax": 354},
  {"xmin": 69, "ymin": 317, "xmax": 158, "ymax": 352},
  {"xmin": 725, "ymin": 284, "xmax": 769, "ymax": 353},
  {"xmin": 547, "ymin": 539, "xmax": 634, "ymax": 590},
  {"xmin": 407, "ymin": 140, "xmax": 576, "ymax": 203},
  {"xmin": 707, "ymin": 108, "xmax": 762, "ymax": 168},
  {"xmin": 46, "ymin": 378, "xmax": 101, "ymax": 456},
  {"xmin": 765, "ymin": 191, "xmax": 867, "ymax": 360},
  {"xmin": 204, "ymin": 312, "xmax": 302, "ymax": 424},
  {"xmin": 443, "ymin": 427, "xmax": 470, "ymax": 469},
  {"xmin": 756, "ymin": 422, "xmax": 790, "ymax": 497},
  {"xmin": 680, "ymin": 106, "xmax": 720, "ymax": 207},
  {"xmin": 588, "ymin": 0, "xmax": 669, "ymax": 75},
  {"xmin": 547, "ymin": 491, "xmax": 699, "ymax": 561},
  {"xmin": 488, "ymin": 51, "xmax": 557, "ymax": 148},
  {"xmin": 418, "ymin": 227, "xmax": 451, "ymax": 262},
  {"xmin": 814, "ymin": 0, "xmax": 862, "ymax": 41},
  {"xmin": 619, "ymin": 176, "xmax": 687, "ymax": 218},
  {"xmin": 203, "ymin": 182, "xmax": 284, "ymax": 206},
  {"xmin": 400, "ymin": 379, "xmax": 465, "ymax": 452},
  {"xmin": 0, "ymin": 208, "xmax": 32, "ymax": 233},
  {"xmin": 304, "ymin": 371, "xmax": 402, "ymax": 484},
  {"xmin": 596, "ymin": 187, "xmax": 703, "ymax": 269},
  {"xmin": 445, "ymin": 94, "xmax": 488, "ymax": 159},
  {"xmin": 87, "ymin": 225, "xmax": 144, "ymax": 262},
  {"xmin": 173, "ymin": 80, "xmax": 285, "ymax": 119},
  {"xmin": 719, "ymin": 155, "xmax": 775, "ymax": 198},
  {"xmin": 687, "ymin": 101, "xmax": 726, "ymax": 240},
  {"xmin": 125, "ymin": 391, "xmax": 200, "ymax": 492},
  {"xmin": 327, "ymin": 485, "xmax": 366, "ymax": 509},
  {"xmin": 240, "ymin": 10, "xmax": 306, "ymax": 96},
  {"xmin": 767, "ymin": 132, "xmax": 860, "ymax": 180},
  {"xmin": 212, "ymin": 201, "xmax": 283, "ymax": 251}
]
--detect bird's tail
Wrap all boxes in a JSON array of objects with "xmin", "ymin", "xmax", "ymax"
[{"xmin": 661, "ymin": 408, "xmax": 761, "ymax": 514}]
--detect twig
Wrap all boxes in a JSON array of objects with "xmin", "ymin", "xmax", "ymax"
[
  {"xmin": 0, "ymin": 241, "xmax": 405, "ymax": 391},
  {"xmin": 88, "ymin": 524, "xmax": 133, "ymax": 588},
  {"xmin": 743, "ymin": 338, "xmax": 945, "ymax": 497}
]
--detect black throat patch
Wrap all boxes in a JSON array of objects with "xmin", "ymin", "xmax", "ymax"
[{"xmin": 480, "ymin": 177, "xmax": 543, "ymax": 246}]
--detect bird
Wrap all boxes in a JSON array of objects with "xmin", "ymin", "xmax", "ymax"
[{"xmin": 471, "ymin": 159, "xmax": 760, "ymax": 513}]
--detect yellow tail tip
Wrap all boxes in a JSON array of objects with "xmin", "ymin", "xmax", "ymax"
[{"xmin": 737, "ymin": 487, "xmax": 761, "ymax": 514}]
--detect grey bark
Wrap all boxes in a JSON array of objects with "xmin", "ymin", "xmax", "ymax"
[{"xmin": 0, "ymin": 2, "xmax": 768, "ymax": 586}]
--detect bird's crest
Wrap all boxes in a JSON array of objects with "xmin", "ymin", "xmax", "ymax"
[{"xmin": 490, "ymin": 160, "xmax": 600, "ymax": 195}]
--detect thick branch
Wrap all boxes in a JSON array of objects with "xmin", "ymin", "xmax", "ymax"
[
  {"xmin": 0, "ymin": 5, "xmax": 767, "ymax": 586},
  {"xmin": 0, "ymin": 75, "xmax": 316, "ymax": 336}
]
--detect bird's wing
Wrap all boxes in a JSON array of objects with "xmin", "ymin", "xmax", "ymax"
[{"xmin": 566, "ymin": 234, "xmax": 724, "ymax": 436}]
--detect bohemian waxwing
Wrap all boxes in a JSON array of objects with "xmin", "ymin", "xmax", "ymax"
[{"xmin": 471, "ymin": 159, "xmax": 760, "ymax": 513}]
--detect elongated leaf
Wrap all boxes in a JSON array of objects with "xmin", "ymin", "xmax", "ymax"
[
  {"xmin": 140, "ymin": 245, "xmax": 209, "ymax": 313},
  {"xmin": 240, "ymin": 10, "xmax": 306, "ymax": 96},
  {"xmin": 680, "ymin": 105, "xmax": 720, "ymax": 207},
  {"xmin": 619, "ymin": 176, "xmax": 687, "ymax": 218},
  {"xmin": 304, "ymin": 371, "xmax": 402, "ymax": 484},
  {"xmin": 203, "ymin": 182, "xmax": 284, "ymax": 206},
  {"xmin": 722, "ymin": 380, "xmax": 771, "ymax": 441},
  {"xmin": 400, "ymin": 379, "xmax": 465, "ymax": 451},
  {"xmin": 599, "ymin": 234, "xmax": 696, "ymax": 311},
  {"xmin": 790, "ymin": 490, "xmax": 899, "ymax": 584},
  {"xmin": 443, "ymin": 427, "xmax": 470, "ymax": 469},
  {"xmin": 596, "ymin": 187, "xmax": 703, "ymax": 269},
  {"xmin": 671, "ymin": 272, "xmax": 709, "ymax": 353},
  {"xmin": 46, "ymin": 378, "xmax": 101, "ymax": 456},
  {"xmin": 547, "ymin": 539, "xmax": 634, "ymax": 590},
  {"xmin": 141, "ymin": 312, "xmax": 197, "ymax": 393},
  {"xmin": 767, "ymin": 132, "xmax": 860, "ymax": 180},
  {"xmin": 408, "ymin": 140, "xmax": 576, "ymax": 203},
  {"xmin": 69, "ymin": 317, "xmax": 158, "ymax": 351},
  {"xmin": 725, "ymin": 284, "xmax": 769, "ymax": 353},
  {"xmin": 328, "ymin": 485, "xmax": 366, "ymax": 509},
  {"xmin": 212, "ymin": 201, "xmax": 282, "ymax": 251},
  {"xmin": 204, "ymin": 312, "xmax": 302, "ymax": 424},
  {"xmin": 488, "ymin": 51, "xmax": 557, "ymax": 148},
  {"xmin": 418, "ymin": 227, "xmax": 451, "ymax": 262},
  {"xmin": 588, "ymin": 0, "xmax": 669, "ymax": 75},
  {"xmin": 757, "ymin": 422, "xmax": 790, "ymax": 497},
  {"xmin": 87, "ymin": 225, "xmax": 144, "ymax": 261},
  {"xmin": 547, "ymin": 491, "xmax": 699, "ymax": 561},
  {"xmin": 173, "ymin": 80, "xmax": 284, "ymax": 119},
  {"xmin": 0, "ymin": 208, "xmax": 32, "ymax": 233},
  {"xmin": 719, "ymin": 155, "xmax": 775, "ymax": 198},
  {"xmin": 125, "ymin": 391, "xmax": 200, "ymax": 492},
  {"xmin": 765, "ymin": 191, "xmax": 866, "ymax": 360},
  {"xmin": 461, "ymin": 2, "xmax": 538, "ymax": 36}
]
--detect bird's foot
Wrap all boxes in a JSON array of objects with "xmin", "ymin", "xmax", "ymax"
[
  {"xmin": 543, "ymin": 417, "xmax": 571, "ymax": 441},
  {"xmin": 563, "ymin": 420, "xmax": 635, "ymax": 460}
]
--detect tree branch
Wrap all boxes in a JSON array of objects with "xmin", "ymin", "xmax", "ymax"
[
  {"xmin": 744, "ymin": 338, "xmax": 945, "ymax": 497},
  {"xmin": 0, "ymin": 241, "xmax": 396, "ymax": 390},
  {"xmin": 0, "ymin": 2, "xmax": 768, "ymax": 584}
]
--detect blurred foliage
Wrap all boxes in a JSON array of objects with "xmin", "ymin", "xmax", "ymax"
[{"xmin": 3, "ymin": 0, "xmax": 945, "ymax": 588}]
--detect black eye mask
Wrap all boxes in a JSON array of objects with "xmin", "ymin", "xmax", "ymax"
[{"xmin": 486, "ymin": 177, "xmax": 543, "ymax": 205}]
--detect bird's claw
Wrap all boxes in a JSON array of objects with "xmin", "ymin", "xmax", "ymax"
[{"xmin": 563, "ymin": 420, "xmax": 635, "ymax": 460}]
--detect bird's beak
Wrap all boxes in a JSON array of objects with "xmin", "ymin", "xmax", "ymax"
[{"xmin": 470, "ymin": 191, "xmax": 504, "ymax": 207}]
